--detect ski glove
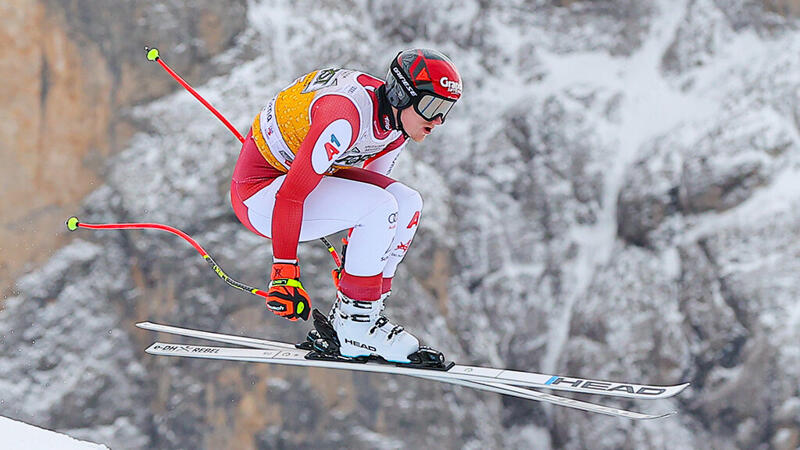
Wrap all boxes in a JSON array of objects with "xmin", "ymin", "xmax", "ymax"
[{"xmin": 265, "ymin": 262, "xmax": 311, "ymax": 321}]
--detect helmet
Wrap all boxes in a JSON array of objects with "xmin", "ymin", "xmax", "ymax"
[{"xmin": 385, "ymin": 49, "xmax": 462, "ymax": 123}]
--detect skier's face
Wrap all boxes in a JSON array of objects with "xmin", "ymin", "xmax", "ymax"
[{"xmin": 401, "ymin": 107, "xmax": 444, "ymax": 142}]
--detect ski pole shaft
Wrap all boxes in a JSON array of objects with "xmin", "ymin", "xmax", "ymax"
[
  {"xmin": 318, "ymin": 236, "xmax": 341, "ymax": 267},
  {"xmin": 66, "ymin": 216, "xmax": 268, "ymax": 299},
  {"xmin": 144, "ymin": 46, "xmax": 244, "ymax": 143},
  {"xmin": 142, "ymin": 46, "xmax": 342, "ymax": 267}
]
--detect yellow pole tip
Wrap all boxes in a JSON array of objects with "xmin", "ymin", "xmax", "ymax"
[
  {"xmin": 146, "ymin": 47, "xmax": 160, "ymax": 61},
  {"xmin": 66, "ymin": 216, "xmax": 80, "ymax": 231}
]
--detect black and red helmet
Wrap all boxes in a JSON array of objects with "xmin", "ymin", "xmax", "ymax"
[{"xmin": 385, "ymin": 49, "xmax": 462, "ymax": 122}]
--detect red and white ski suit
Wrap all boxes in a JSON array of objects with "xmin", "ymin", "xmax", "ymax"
[{"xmin": 230, "ymin": 68, "xmax": 422, "ymax": 301}]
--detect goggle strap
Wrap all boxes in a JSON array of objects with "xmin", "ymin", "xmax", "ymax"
[{"xmin": 390, "ymin": 57, "xmax": 419, "ymax": 101}]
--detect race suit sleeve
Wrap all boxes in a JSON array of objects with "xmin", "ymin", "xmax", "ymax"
[
  {"xmin": 271, "ymin": 95, "xmax": 361, "ymax": 261},
  {"xmin": 362, "ymin": 138, "xmax": 406, "ymax": 176}
]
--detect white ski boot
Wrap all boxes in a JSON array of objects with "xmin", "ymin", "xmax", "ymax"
[{"xmin": 331, "ymin": 290, "xmax": 420, "ymax": 363}]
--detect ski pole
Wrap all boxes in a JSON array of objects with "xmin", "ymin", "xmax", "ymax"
[
  {"xmin": 144, "ymin": 46, "xmax": 244, "ymax": 142},
  {"xmin": 65, "ymin": 216, "xmax": 270, "ymax": 299},
  {"xmin": 142, "ymin": 45, "xmax": 341, "ymax": 266}
]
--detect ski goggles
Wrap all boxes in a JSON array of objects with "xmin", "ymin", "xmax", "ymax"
[{"xmin": 413, "ymin": 93, "xmax": 457, "ymax": 123}]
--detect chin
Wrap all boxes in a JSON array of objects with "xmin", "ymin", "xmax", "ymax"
[{"xmin": 410, "ymin": 133, "xmax": 427, "ymax": 142}]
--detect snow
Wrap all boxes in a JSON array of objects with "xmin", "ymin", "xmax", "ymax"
[{"xmin": 0, "ymin": 416, "xmax": 108, "ymax": 450}]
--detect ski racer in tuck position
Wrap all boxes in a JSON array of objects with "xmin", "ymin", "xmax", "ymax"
[
  {"xmin": 229, "ymin": 49, "xmax": 462, "ymax": 365},
  {"xmin": 69, "ymin": 46, "xmax": 689, "ymax": 418}
]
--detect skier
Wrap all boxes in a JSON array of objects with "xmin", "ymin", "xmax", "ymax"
[{"xmin": 229, "ymin": 49, "xmax": 462, "ymax": 364}]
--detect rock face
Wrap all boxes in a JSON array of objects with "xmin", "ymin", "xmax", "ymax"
[
  {"xmin": 2, "ymin": 0, "xmax": 800, "ymax": 449},
  {"xmin": 0, "ymin": 0, "xmax": 247, "ymax": 295}
]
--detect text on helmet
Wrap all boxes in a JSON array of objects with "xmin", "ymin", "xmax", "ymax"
[
  {"xmin": 393, "ymin": 67, "xmax": 417, "ymax": 96},
  {"xmin": 440, "ymin": 77, "xmax": 462, "ymax": 95}
]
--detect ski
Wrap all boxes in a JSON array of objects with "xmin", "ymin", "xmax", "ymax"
[
  {"xmin": 136, "ymin": 321, "xmax": 688, "ymax": 400},
  {"xmin": 144, "ymin": 341, "xmax": 674, "ymax": 420}
]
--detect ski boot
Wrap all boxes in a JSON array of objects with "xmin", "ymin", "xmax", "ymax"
[
  {"xmin": 332, "ymin": 290, "xmax": 419, "ymax": 363},
  {"xmin": 300, "ymin": 291, "xmax": 451, "ymax": 370}
]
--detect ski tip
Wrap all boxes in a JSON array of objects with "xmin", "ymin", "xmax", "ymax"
[
  {"xmin": 136, "ymin": 321, "xmax": 156, "ymax": 329},
  {"xmin": 66, "ymin": 216, "xmax": 80, "ymax": 231},
  {"xmin": 645, "ymin": 381, "xmax": 691, "ymax": 399},
  {"xmin": 674, "ymin": 382, "xmax": 691, "ymax": 394},
  {"xmin": 634, "ymin": 410, "xmax": 678, "ymax": 420}
]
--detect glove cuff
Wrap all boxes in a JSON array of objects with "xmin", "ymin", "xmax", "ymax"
[
  {"xmin": 271, "ymin": 262, "xmax": 300, "ymax": 280},
  {"xmin": 269, "ymin": 278, "xmax": 304, "ymax": 289}
]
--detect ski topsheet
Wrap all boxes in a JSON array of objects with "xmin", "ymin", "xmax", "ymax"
[
  {"xmin": 145, "ymin": 341, "xmax": 674, "ymax": 420},
  {"xmin": 137, "ymin": 321, "xmax": 686, "ymax": 419},
  {"xmin": 137, "ymin": 321, "xmax": 688, "ymax": 400}
]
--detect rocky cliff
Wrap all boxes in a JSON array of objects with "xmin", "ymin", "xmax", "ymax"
[
  {"xmin": 0, "ymin": 0, "xmax": 247, "ymax": 295},
  {"xmin": 2, "ymin": 0, "xmax": 800, "ymax": 449}
]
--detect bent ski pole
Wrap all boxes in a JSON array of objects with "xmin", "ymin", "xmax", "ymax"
[
  {"xmin": 142, "ymin": 45, "xmax": 341, "ymax": 266},
  {"xmin": 66, "ymin": 216, "xmax": 271, "ymax": 299}
]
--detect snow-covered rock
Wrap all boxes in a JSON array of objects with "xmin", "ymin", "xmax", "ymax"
[{"xmin": 3, "ymin": 0, "xmax": 800, "ymax": 448}]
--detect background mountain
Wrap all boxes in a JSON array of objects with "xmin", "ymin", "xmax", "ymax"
[{"xmin": 1, "ymin": 0, "xmax": 799, "ymax": 448}]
